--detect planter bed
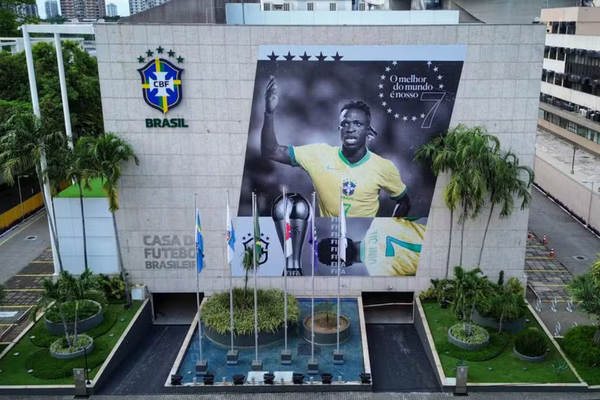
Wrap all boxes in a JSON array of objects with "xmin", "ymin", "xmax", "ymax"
[
  {"xmin": 0, "ymin": 301, "xmax": 141, "ymax": 385},
  {"xmin": 204, "ymin": 324, "xmax": 290, "ymax": 348},
  {"xmin": 513, "ymin": 346, "xmax": 547, "ymax": 363},
  {"xmin": 302, "ymin": 313, "xmax": 351, "ymax": 346},
  {"xmin": 472, "ymin": 310, "xmax": 526, "ymax": 335},
  {"xmin": 44, "ymin": 300, "xmax": 104, "ymax": 336},
  {"xmin": 421, "ymin": 301, "xmax": 579, "ymax": 384},
  {"xmin": 447, "ymin": 325, "xmax": 489, "ymax": 351}
]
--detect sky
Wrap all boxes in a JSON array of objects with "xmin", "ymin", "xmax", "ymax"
[{"xmin": 35, "ymin": 0, "xmax": 131, "ymax": 19}]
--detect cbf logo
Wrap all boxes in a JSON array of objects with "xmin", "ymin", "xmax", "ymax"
[
  {"xmin": 137, "ymin": 47, "xmax": 184, "ymax": 114},
  {"xmin": 342, "ymin": 179, "xmax": 357, "ymax": 196},
  {"xmin": 242, "ymin": 233, "xmax": 269, "ymax": 265}
]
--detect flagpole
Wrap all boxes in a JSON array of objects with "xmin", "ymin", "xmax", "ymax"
[
  {"xmin": 194, "ymin": 193, "xmax": 203, "ymax": 363},
  {"xmin": 283, "ymin": 186, "xmax": 288, "ymax": 353},
  {"xmin": 311, "ymin": 191, "xmax": 316, "ymax": 364},
  {"xmin": 228, "ymin": 190, "xmax": 234, "ymax": 353},
  {"xmin": 252, "ymin": 192, "xmax": 259, "ymax": 363},
  {"xmin": 337, "ymin": 187, "xmax": 341, "ymax": 353}
]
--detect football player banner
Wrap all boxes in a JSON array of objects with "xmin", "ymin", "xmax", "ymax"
[{"xmin": 232, "ymin": 45, "xmax": 465, "ymax": 277}]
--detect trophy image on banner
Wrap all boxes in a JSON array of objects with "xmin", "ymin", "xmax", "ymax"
[{"xmin": 271, "ymin": 192, "xmax": 310, "ymax": 276}]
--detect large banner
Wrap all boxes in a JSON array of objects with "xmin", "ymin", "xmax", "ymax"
[{"xmin": 233, "ymin": 45, "xmax": 465, "ymax": 277}]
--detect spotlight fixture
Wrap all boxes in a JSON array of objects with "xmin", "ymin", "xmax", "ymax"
[
  {"xmin": 359, "ymin": 373, "xmax": 371, "ymax": 384},
  {"xmin": 203, "ymin": 374, "xmax": 215, "ymax": 385},
  {"xmin": 292, "ymin": 372, "xmax": 304, "ymax": 385},
  {"xmin": 320, "ymin": 373, "xmax": 333, "ymax": 385},
  {"xmin": 232, "ymin": 374, "xmax": 245, "ymax": 385},
  {"xmin": 263, "ymin": 372, "xmax": 275, "ymax": 385},
  {"xmin": 170, "ymin": 374, "xmax": 183, "ymax": 385}
]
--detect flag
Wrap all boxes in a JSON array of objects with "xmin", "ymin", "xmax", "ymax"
[
  {"xmin": 195, "ymin": 208, "xmax": 204, "ymax": 274},
  {"xmin": 308, "ymin": 219, "xmax": 318, "ymax": 269},
  {"xmin": 284, "ymin": 197, "xmax": 293, "ymax": 257},
  {"xmin": 339, "ymin": 197, "xmax": 347, "ymax": 265},
  {"xmin": 226, "ymin": 198, "xmax": 236, "ymax": 264},
  {"xmin": 253, "ymin": 197, "xmax": 262, "ymax": 263}
]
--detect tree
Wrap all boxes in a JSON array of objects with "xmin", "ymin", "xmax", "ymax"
[
  {"xmin": 59, "ymin": 268, "xmax": 97, "ymax": 342},
  {"xmin": 31, "ymin": 276, "xmax": 72, "ymax": 348},
  {"xmin": 450, "ymin": 266, "xmax": 490, "ymax": 336},
  {"xmin": 241, "ymin": 247, "xmax": 256, "ymax": 300},
  {"xmin": 0, "ymin": 41, "xmax": 103, "ymax": 136},
  {"xmin": 568, "ymin": 264, "xmax": 600, "ymax": 346},
  {"xmin": 487, "ymin": 277, "xmax": 526, "ymax": 334},
  {"xmin": 478, "ymin": 151, "xmax": 534, "ymax": 266},
  {"xmin": 0, "ymin": 112, "xmax": 66, "ymax": 271},
  {"xmin": 78, "ymin": 133, "xmax": 139, "ymax": 308}
]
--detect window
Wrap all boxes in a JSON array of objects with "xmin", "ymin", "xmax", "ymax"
[
  {"xmin": 307, "ymin": 2, "xmax": 314, "ymax": 10},
  {"xmin": 578, "ymin": 126, "xmax": 588, "ymax": 137},
  {"xmin": 329, "ymin": 2, "xmax": 336, "ymax": 11},
  {"xmin": 283, "ymin": 2, "xmax": 290, "ymax": 10},
  {"xmin": 263, "ymin": 3, "xmax": 271, "ymax": 10},
  {"xmin": 538, "ymin": 108, "xmax": 545, "ymax": 118},
  {"xmin": 568, "ymin": 121, "xmax": 577, "ymax": 133}
]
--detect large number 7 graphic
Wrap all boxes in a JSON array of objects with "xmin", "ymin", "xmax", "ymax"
[
  {"xmin": 385, "ymin": 236, "xmax": 423, "ymax": 257},
  {"xmin": 420, "ymin": 92, "xmax": 445, "ymax": 129}
]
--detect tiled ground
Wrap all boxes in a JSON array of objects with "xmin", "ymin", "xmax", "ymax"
[{"xmin": 0, "ymin": 248, "xmax": 53, "ymax": 342}]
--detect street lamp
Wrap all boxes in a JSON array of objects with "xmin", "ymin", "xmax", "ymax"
[
  {"xmin": 17, "ymin": 175, "xmax": 30, "ymax": 221},
  {"xmin": 582, "ymin": 179, "xmax": 597, "ymax": 228},
  {"xmin": 571, "ymin": 146, "xmax": 578, "ymax": 174}
]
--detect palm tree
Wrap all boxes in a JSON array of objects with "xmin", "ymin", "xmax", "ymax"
[
  {"xmin": 568, "ymin": 264, "xmax": 600, "ymax": 346},
  {"xmin": 478, "ymin": 151, "xmax": 534, "ymax": 266},
  {"xmin": 242, "ymin": 247, "xmax": 255, "ymax": 299},
  {"xmin": 78, "ymin": 133, "xmax": 139, "ymax": 308},
  {"xmin": 31, "ymin": 277, "xmax": 72, "ymax": 348},
  {"xmin": 0, "ymin": 113, "xmax": 66, "ymax": 272},
  {"xmin": 60, "ymin": 268, "xmax": 97, "ymax": 342},
  {"xmin": 450, "ymin": 266, "xmax": 490, "ymax": 335},
  {"xmin": 490, "ymin": 278, "xmax": 526, "ymax": 334}
]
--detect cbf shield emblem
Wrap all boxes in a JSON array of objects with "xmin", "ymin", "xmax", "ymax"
[{"xmin": 138, "ymin": 58, "xmax": 183, "ymax": 114}]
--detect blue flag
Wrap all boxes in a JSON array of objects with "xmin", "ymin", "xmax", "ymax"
[{"xmin": 196, "ymin": 208, "xmax": 204, "ymax": 274}]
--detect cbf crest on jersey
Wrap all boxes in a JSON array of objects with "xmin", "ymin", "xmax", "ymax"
[{"xmin": 137, "ymin": 47, "xmax": 184, "ymax": 114}]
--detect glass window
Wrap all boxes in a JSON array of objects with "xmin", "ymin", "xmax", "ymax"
[
  {"xmin": 577, "ymin": 126, "xmax": 588, "ymax": 137},
  {"xmin": 538, "ymin": 108, "xmax": 544, "ymax": 118},
  {"xmin": 567, "ymin": 121, "xmax": 577, "ymax": 133}
]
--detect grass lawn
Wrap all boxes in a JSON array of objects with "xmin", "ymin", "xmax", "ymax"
[
  {"xmin": 556, "ymin": 338, "xmax": 600, "ymax": 386},
  {"xmin": 422, "ymin": 301, "xmax": 579, "ymax": 384},
  {"xmin": 0, "ymin": 301, "xmax": 142, "ymax": 385}
]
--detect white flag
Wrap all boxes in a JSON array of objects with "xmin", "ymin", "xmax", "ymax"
[
  {"xmin": 226, "ymin": 197, "xmax": 236, "ymax": 264},
  {"xmin": 339, "ymin": 192, "xmax": 347, "ymax": 264}
]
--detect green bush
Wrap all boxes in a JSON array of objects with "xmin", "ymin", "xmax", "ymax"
[
  {"xmin": 202, "ymin": 288, "xmax": 300, "ymax": 335},
  {"xmin": 84, "ymin": 289, "xmax": 108, "ymax": 308},
  {"xmin": 477, "ymin": 278, "xmax": 527, "ymax": 322},
  {"xmin": 418, "ymin": 287, "xmax": 437, "ymax": 301},
  {"xmin": 45, "ymin": 300, "xmax": 100, "ymax": 324},
  {"xmin": 449, "ymin": 323, "xmax": 489, "ymax": 345},
  {"xmin": 562, "ymin": 325, "xmax": 600, "ymax": 367},
  {"xmin": 515, "ymin": 328, "xmax": 547, "ymax": 357},
  {"xmin": 438, "ymin": 327, "xmax": 509, "ymax": 361},
  {"xmin": 49, "ymin": 335, "xmax": 92, "ymax": 354},
  {"xmin": 95, "ymin": 274, "xmax": 125, "ymax": 301},
  {"xmin": 25, "ymin": 341, "xmax": 109, "ymax": 379}
]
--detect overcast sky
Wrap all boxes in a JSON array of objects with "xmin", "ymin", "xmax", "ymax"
[{"xmin": 36, "ymin": 0, "xmax": 131, "ymax": 19}]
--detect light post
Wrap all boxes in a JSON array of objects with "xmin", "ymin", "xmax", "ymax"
[
  {"xmin": 583, "ymin": 180, "xmax": 597, "ymax": 228},
  {"xmin": 571, "ymin": 146, "xmax": 578, "ymax": 174},
  {"xmin": 17, "ymin": 175, "xmax": 30, "ymax": 221}
]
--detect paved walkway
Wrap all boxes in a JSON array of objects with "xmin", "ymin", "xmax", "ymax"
[{"xmin": 527, "ymin": 188, "xmax": 598, "ymax": 334}]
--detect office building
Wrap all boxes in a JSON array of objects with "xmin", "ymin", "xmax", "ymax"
[
  {"xmin": 60, "ymin": 0, "xmax": 106, "ymax": 20},
  {"xmin": 539, "ymin": 6, "xmax": 600, "ymax": 157},
  {"xmin": 128, "ymin": 0, "xmax": 169, "ymax": 16},
  {"xmin": 45, "ymin": 0, "xmax": 60, "ymax": 18},
  {"xmin": 107, "ymin": 2, "xmax": 118, "ymax": 15}
]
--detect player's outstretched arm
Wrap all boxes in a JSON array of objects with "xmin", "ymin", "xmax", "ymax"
[
  {"xmin": 317, "ymin": 238, "xmax": 359, "ymax": 266},
  {"xmin": 261, "ymin": 76, "xmax": 291, "ymax": 165},
  {"xmin": 392, "ymin": 194, "xmax": 411, "ymax": 218}
]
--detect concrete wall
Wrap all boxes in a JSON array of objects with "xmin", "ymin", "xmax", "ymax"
[
  {"xmin": 54, "ymin": 197, "xmax": 119, "ymax": 274},
  {"xmin": 534, "ymin": 155, "xmax": 600, "ymax": 232},
  {"xmin": 95, "ymin": 23, "xmax": 545, "ymax": 295}
]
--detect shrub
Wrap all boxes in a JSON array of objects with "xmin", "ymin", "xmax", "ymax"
[
  {"xmin": 84, "ymin": 289, "xmax": 108, "ymax": 308},
  {"xmin": 202, "ymin": 288, "xmax": 300, "ymax": 336},
  {"xmin": 437, "ymin": 326, "xmax": 509, "ymax": 361},
  {"xmin": 95, "ymin": 274, "xmax": 125, "ymax": 301},
  {"xmin": 562, "ymin": 325, "xmax": 600, "ymax": 367},
  {"xmin": 49, "ymin": 335, "xmax": 92, "ymax": 354},
  {"xmin": 45, "ymin": 300, "xmax": 100, "ymax": 324},
  {"xmin": 515, "ymin": 328, "xmax": 547, "ymax": 357},
  {"xmin": 449, "ymin": 323, "xmax": 489, "ymax": 345},
  {"xmin": 418, "ymin": 287, "xmax": 436, "ymax": 301}
]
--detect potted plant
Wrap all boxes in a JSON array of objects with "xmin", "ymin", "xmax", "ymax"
[
  {"xmin": 513, "ymin": 328, "xmax": 548, "ymax": 362},
  {"xmin": 302, "ymin": 299, "xmax": 351, "ymax": 346}
]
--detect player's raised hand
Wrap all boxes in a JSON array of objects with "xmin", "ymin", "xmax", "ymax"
[{"xmin": 265, "ymin": 76, "xmax": 279, "ymax": 113}]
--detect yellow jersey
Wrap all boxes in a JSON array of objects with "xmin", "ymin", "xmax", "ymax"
[
  {"xmin": 289, "ymin": 144, "xmax": 406, "ymax": 217},
  {"xmin": 359, "ymin": 218, "xmax": 426, "ymax": 276}
]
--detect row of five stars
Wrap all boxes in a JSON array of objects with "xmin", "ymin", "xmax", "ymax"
[
  {"xmin": 138, "ymin": 47, "xmax": 184, "ymax": 63},
  {"xmin": 267, "ymin": 51, "xmax": 343, "ymax": 61}
]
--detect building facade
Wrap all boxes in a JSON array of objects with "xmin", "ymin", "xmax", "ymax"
[
  {"xmin": 539, "ymin": 6, "xmax": 600, "ymax": 157},
  {"xmin": 60, "ymin": 0, "xmax": 106, "ymax": 20},
  {"xmin": 107, "ymin": 2, "xmax": 118, "ymax": 15},
  {"xmin": 128, "ymin": 0, "xmax": 169, "ymax": 16},
  {"xmin": 93, "ymin": 23, "xmax": 544, "ymax": 296},
  {"xmin": 45, "ymin": 0, "xmax": 60, "ymax": 18}
]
